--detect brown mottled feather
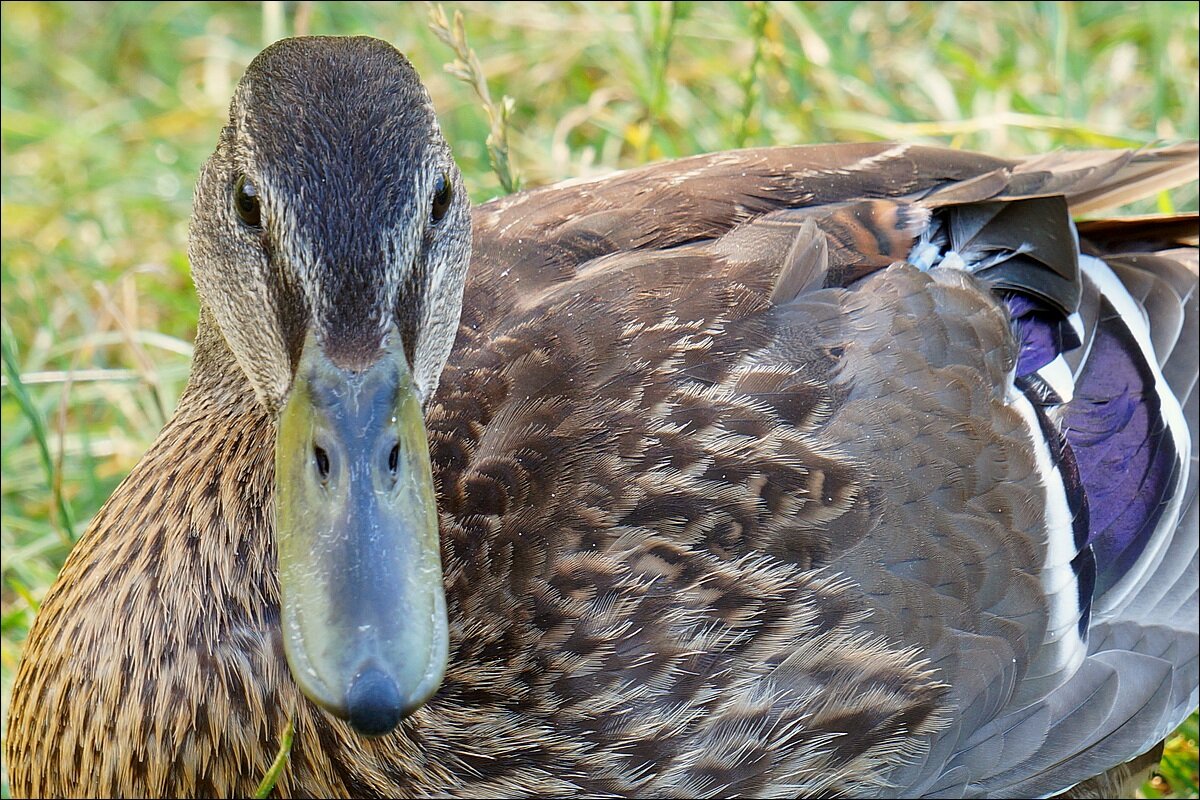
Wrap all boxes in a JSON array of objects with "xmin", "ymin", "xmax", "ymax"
[{"xmin": 7, "ymin": 138, "xmax": 1199, "ymax": 798}]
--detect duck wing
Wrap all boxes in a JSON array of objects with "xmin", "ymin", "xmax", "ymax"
[{"xmin": 431, "ymin": 142, "xmax": 1197, "ymax": 797}]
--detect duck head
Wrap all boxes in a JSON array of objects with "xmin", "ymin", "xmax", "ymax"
[{"xmin": 188, "ymin": 37, "xmax": 470, "ymax": 735}]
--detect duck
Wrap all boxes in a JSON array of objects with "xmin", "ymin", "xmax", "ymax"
[{"xmin": 5, "ymin": 35, "xmax": 1198, "ymax": 799}]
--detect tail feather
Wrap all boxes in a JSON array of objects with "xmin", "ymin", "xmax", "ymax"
[
  {"xmin": 1014, "ymin": 143, "xmax": 1200, "ymax": 215},
  {"xmin": 1077, "ymin": 215, "xmax": 1199, "ymax": 251}
]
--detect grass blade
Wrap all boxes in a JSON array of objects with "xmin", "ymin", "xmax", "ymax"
[
  {"xmin": 254, "ymin": 717, "xmax": 295, "ymax": 799},
  {"xmin": 1, "ymin": 321, "xmax": 76, "ymax": 543}
]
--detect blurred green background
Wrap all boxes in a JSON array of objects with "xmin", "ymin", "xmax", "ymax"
[{"xmin": 2, "ymin": 1, "xmax": 1198, "ymax": 796}]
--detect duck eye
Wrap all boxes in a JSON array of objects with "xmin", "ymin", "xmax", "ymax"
[
  {"xmin": 233, "ymin": 174, "xmax": 262, "ymax": 228},
  {"xmin": 431, "ymin": 171, "xmax": 452, "ymax": 222}
]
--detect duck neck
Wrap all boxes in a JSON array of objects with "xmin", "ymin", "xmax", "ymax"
[
  {"xmin": 175, "ymin": 304, "xmax": 278, "ymax": 422},
  {"xmin": 157, "ymin": 302, "xmax": 282, "ymax": 630},
  {"xmin": 7, "ymin": 304, "xmax": 303, "ymax": 796}
]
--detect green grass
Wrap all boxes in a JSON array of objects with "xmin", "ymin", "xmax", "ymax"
[{"xmin": 2, "ymin": 2, "xmax": 1198, "ymax": 797}]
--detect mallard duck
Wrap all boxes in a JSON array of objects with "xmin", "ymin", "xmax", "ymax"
[{"xmin": 6, "ymin": 35, "xmax": 1198, "ymax": 799}]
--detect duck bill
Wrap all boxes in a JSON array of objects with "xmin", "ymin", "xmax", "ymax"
[{"xmin": 275, "ymin": 333, "xmax": 447, "ymax": 735}]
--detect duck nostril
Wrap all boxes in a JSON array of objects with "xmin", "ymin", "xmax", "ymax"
[
  {"xmin": 313, "ymin": 445, "xmax": 331, "ymax": 480},
  {"xmin": 387, "ymin": 443, "xmax": 400, "ymax": 474}
]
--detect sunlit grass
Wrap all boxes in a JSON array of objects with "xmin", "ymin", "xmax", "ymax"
[{"xmin": 2, "ymin": 2, "xmax": 1198, "ymax": 797}]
